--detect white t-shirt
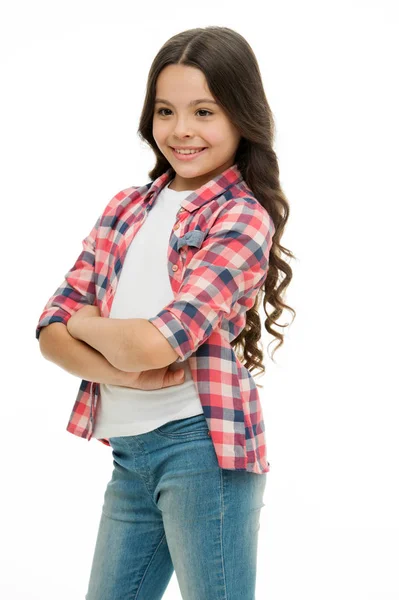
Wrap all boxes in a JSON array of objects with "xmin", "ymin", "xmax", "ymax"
[{"xmin": 92, "ymin": 180, "xmax": 204, "ymax": 439}]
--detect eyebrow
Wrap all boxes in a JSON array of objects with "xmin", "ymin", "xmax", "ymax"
[{"xmin": 154, "ymin": 98, "xmax": 218, "ymax": 106}]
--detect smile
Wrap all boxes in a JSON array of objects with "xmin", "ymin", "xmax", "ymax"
[{"xmin": 170, "ymin": 147, "xmax": 208, "ymax": 161}]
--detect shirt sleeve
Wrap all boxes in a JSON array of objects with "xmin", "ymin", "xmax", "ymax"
[
  {"xmin": 148, "ymin": 198, "xmax": 275, "ymax": 362},
  {"xmin": 35, "ymin": 186, "xmax": 142, "ymax": 342},
  {"xmin": 35, "ymin": 214, "xmax": 101, "ymax": 341}
]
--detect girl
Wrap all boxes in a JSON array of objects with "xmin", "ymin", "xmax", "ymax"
[{"xmin": 36, "ymin": 25, "xmax": 295, "ymax": 600}]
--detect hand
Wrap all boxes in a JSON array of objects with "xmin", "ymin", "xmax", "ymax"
[
  {"xmin": 119, "ymin": 365, "xmax": 187, "ymax": 391},
  {"xmin": 67, "ymin": 304, "xmax": 101, "ymax": 338}
]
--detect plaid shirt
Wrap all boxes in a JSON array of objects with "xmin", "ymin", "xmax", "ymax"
[{"xmin": 36, "ymin": 164, "xmax": 275, "ymax": 474}]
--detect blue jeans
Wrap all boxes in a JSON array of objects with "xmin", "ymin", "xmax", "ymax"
[{"xmin": 85, "ymin": 413, "xmax": 267, "ymax": 600}]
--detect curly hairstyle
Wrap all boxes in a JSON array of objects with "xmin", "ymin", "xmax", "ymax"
[{"xmin": 137, "ymin": 26, "xmax": 296, "ymax": 384}]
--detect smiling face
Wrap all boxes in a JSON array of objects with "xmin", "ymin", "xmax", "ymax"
[{"xmin": 152, "ymin": 64, "xmax": 241, "ymax": 191}]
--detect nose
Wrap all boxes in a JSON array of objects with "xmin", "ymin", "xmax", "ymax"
[{"xmin": 172, "ymin": 116, "xmax": 194, "ymax": 138}]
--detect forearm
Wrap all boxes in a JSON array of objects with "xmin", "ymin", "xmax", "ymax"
[
  {"xmin": 68, "ymin": 316, "xmax": 158, "ymax": 372},
  {"xmin": 39, "ymin": 323, "xmax": 136, "ymax": 385}
]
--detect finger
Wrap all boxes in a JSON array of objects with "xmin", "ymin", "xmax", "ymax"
[{"xmin": 173, "ymin": 369, "xmax": 185, "ymax": 381}]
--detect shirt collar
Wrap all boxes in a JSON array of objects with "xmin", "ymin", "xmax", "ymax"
[{"xmin": 143, "ymin": 163, "xmax": 244, "ymax": 213}]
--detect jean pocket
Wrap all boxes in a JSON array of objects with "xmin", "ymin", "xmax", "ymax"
[{"xmin": 154, "ymin": 413, "xmax": 210, "ymax": 439}]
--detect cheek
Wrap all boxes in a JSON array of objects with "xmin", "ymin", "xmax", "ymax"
[
  {"xmin": 204, "ymin": 132, "xmax": 224, "ymax": 147},
  {"xmin": 205, "ymin": 125, "xmax": 234, "ymax": 148},
  {"xmin": 152, "ymin": 121, "xmax": 169, "ymax": 141}
]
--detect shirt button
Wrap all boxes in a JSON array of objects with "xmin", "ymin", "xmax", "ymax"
[
  {"xmin": 172, "ymin": 265, "xmax": 178, "ymax": 272},
  {"xmin": 179, "ymin": 207, "xmax": 184, "ymax": 212},
  {"xmin": 208, "ymin": 431, "xmax": 211, "ymax": 436}
]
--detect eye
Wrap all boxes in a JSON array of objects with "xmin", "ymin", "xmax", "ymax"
[
  {"xmin": 156, "ymin": 108, "xmax": 213, "ymax": 117},
  {"xmin": 156, "ymin": 108, "xmax": 171, "ymax": 116}
]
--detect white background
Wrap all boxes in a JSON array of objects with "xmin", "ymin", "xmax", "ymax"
[{"xmin": 1, "ymin": 1, "xmax": 398, "ymax": 598}]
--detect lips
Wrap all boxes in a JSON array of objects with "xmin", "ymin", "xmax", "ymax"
[
  {"xmin": 170, "ymin": 147, "xmax": 208, "ymax": 161},
  {"xmin": 171, "ymin": 147, "xmax": 207, "ymax": 151}
]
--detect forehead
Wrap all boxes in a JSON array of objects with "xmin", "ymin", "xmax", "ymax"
[{"xmin": 155, "ymin": 64, "xmax": 216, "ymax": 104}]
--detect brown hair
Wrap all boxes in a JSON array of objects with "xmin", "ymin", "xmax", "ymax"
[{"xmin": 137, "ymin": 26, "xmax": 296, "ymax": 384}]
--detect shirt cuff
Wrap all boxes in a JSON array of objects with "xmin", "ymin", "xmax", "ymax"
[
  {"xmin": 148, "ymin": 310, "xmax": 192, "ymax": 363},
  {"xmin": 36, "ymin": 307, "xmax": 72, "ymax": 340}
]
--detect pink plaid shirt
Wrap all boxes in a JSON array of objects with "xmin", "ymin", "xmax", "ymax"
[{"xmin": 36, "ymin": 164, "xmax": 275, "ymax": 474}]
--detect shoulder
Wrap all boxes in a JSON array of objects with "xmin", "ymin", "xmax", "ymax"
[
  {"xmin": 214, "ymin": 194, "xmax": 275, "ymax": 238},
  {"xmin": 94, "ymin": 184, "xmax": 149, "ymax": 229},
  {"xmin": 105, "ymin": 184, "xmax": 147, "ymax": 212}
]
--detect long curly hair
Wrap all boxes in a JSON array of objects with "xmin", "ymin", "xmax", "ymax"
[{"xmin": 137, "ymin": 26, "xmax": 296, "ymax": 384}]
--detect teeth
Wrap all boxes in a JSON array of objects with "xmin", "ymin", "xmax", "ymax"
[{"xmin": 174, "ymin": 148, "xmax": 204, "ymax": 154}]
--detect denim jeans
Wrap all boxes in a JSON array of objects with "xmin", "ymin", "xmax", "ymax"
[{"xmin": 85, "ymin": 413, "xmax": 267, "ymax": 600}]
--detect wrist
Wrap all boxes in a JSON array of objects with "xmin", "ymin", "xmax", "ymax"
[{"xmin": 112, "ymin": 367, "xmax": 140, "ymax": 387}]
